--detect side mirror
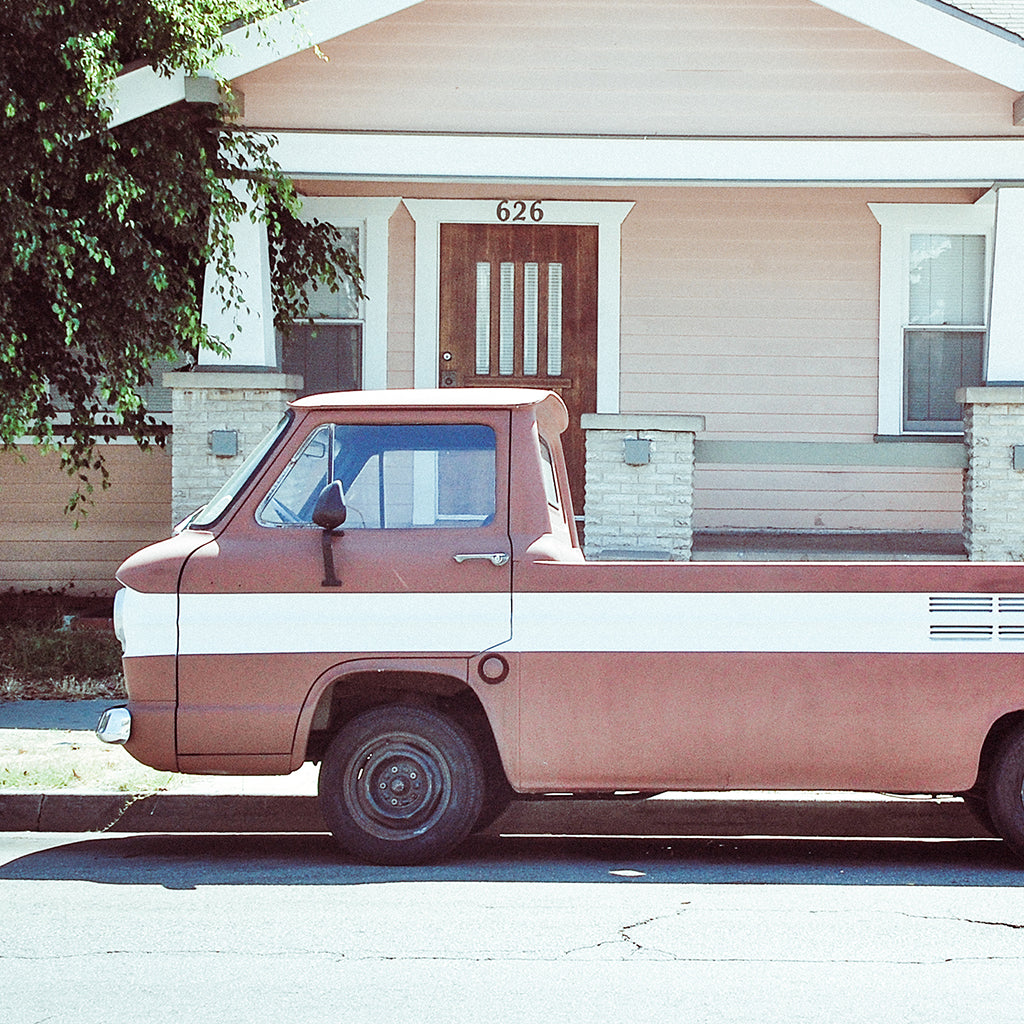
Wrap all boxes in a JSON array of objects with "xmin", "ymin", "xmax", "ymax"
[
  {"xmin": 313, "ymin": 481, "xmax": 346, "ymax": 588},
  {"xmin": 313, "ymin": 481, "xmax": 347, "ymax": 531}
]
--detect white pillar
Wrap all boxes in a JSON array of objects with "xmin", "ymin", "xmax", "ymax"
[
  {"xmin": 986, "ymin": 187, "xmax": 1024, "ymax": 384},
  {"xmin": 581, "ymin": 413, "xmax": 705, "ymax": 561},
  {"xmin": 200, "ymin": 186, "xmax": 277, "ymax": 368}
]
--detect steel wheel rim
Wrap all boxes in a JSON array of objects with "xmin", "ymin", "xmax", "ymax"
[{"xmin": 343, "ymin": 730, "xmax": 453, "ymax": 840}]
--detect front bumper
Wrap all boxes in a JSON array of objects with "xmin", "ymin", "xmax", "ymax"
[{"xmin": 96, "ymin": 706, "xmax": 132, "ymax": 745}]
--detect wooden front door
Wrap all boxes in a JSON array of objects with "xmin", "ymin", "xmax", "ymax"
[{"xmin": 438, "ymin": 223, "xmax": 598, "ymax": 509}]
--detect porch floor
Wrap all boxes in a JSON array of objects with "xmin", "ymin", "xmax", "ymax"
[{"xmin": 690, "ymin": 531, "xmax": 967, "ymax": 562}]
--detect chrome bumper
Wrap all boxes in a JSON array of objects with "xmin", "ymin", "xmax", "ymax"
[{"xmin": 96, "ymin": 706, "xmax": 132, "ymax": 745}]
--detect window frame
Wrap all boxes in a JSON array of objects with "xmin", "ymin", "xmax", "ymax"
[
  {"xmin": 870, "ymin": 200, "xmax": 995, "ymax": 436},
  {"xmin": 282, "ymin": 197, "xmax": 400, "ymax": 394}
]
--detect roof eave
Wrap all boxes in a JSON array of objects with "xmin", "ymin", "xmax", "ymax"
[
  {"xmin": 811, "ymin": 0, "xmax": 1024, "ymax": 90},
  {"xmin": 106, "ymin": 0, "xmax": 425, "ymax": 128}
]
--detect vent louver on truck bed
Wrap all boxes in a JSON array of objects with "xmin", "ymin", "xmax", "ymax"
[
  {"xmin": 929, "ymin": 595, "xmax": 1024, "ymax": 643},
  {"xmin": 928, "ymin": 596, "xmax": 993, "ymax": 614},
  {"xmin": 929, "ymin": 624, "xmax": 994, "ymax": 641}
]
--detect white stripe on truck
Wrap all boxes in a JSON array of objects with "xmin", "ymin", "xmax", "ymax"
[{"xmin": 118, "ymin": 588, "xmax": 1024, "ymax": 658}]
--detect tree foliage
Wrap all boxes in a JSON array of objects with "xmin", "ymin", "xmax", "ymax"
[{"xmin": 0, "ymin": 1, "xmax": 360, "ymax": 510}]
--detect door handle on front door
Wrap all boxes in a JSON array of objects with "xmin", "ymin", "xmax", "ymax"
[{"xmin": 453, "ymin": 552, "xmax": 510, "ymax": 567}]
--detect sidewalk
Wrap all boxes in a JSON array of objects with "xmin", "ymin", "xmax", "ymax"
[{"xmin": 0, "ymin": 700, "xmax": 992, "ymax": 840}]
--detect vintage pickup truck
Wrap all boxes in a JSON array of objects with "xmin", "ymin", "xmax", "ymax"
[{"xmin": 99, "ymin": 388, "xmax": 1024, "ymax": 864}]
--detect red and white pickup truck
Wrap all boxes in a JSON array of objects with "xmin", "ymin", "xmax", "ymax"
[{"xmin": 99, "ymin": 388, "xmax": 1024, "ymax": 864}]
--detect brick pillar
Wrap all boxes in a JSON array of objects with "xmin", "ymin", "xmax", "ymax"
[
  {"xmin": 164, "ymin": 371, "xmax": 302, "ymax": 525},
  {"xmin": 957, "ymin": 386, "xmax": 1024, "ymax": 561},
  {"xmin": 581, "ymin": 413, "xmax": 705, "ymax": 561}
]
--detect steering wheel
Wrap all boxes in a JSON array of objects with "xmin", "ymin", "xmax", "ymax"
[{"xmin": 268, "ymin": 496, "xmax": 304, "ymax": 525}]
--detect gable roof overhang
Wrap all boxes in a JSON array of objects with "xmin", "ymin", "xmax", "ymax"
[
  {"xmin": 107, "ymin": 0, "xmax": 1024, "ymax": 129},
  {"xmin": 107, "ymin": 0, "xmax": 423, "ymax": 128},
  {"xmin": 813, "ymin": 0, "xmax": 1024, "ymax": 89}
]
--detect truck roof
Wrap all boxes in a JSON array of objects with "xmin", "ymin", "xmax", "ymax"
[
  {"xmin": 290, "ymin": 387, "xmax": 558, "ymax": 411},
  {"xmin": 290, "ymin": 388, "xmax": 570, "ymax": 435}
]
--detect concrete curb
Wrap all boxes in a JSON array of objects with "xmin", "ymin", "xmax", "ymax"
[{"xmin": 0, "ymin": 792, "xmax": 992, "ymax": 838}]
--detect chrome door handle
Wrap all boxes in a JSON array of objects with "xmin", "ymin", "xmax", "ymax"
[{"xmin": 454, "ymin": 552, "xmax": 510, "ymax": 567}]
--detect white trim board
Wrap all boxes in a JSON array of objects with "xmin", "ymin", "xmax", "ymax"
[
  {"xmin": 403, "ymin": 200, "xmax": 634, "ymax": 415},
  {"xmin": 268, "ymin": 133, "xmax": 1024, "ymax": 186}
]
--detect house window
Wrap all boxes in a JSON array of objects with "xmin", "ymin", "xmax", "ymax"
[
  {"xmin": 275, "ymin": 197, "xmax": 400, "ymax": 395},
  {"xmin": 871, "ymin": 202, "xmax": 994, "ymax": 436},
  {"xmin": 904, "ymin": 234, "xmax": 986, "ymax": 431},
  {"xmin": 280, "ymin": 225, "xmax": 363, "ymax": 397}
]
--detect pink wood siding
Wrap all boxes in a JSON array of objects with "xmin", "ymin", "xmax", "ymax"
[
  {"xmin": 693, "ymin": 465, "xmax": 964, "ymax": 533},
  {"xmin": 619, "ymin": 186, "xmax": 919, "ymax": 438},
  {"xmin": 619, "ymin": 186, "xmax": 976, "ymax": 531},
  {"xmin": 0, "ymin": 445, "xmax": 171, "ymax": 594},
  {"xmin": 237, "ymin": 0, "xmax": 1023, "ymax": 138}
]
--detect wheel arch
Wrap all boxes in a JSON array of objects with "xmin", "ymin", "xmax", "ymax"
[{"xmin": 293, "ymin": 658, "xmax": 510, "ymax": 792}]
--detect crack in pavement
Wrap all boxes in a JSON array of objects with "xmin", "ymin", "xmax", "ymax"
[{"xmin": 566, "ymin": 902, "xmax": 691, "ymax": 959}]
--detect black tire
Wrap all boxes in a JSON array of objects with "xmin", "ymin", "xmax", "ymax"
[
  {"xmin": 318, "ymin": 704, "xmax": 484, "ymax": 865},
  {"xmin": 473, "ymin": 759, "xmax": 515, "ymax": 834},
  {"xmin": 962, "ymin": 786, "xmax": 997, "ymax": 836},
  {"xmin": 986, "ymin": 727, "xmax": 1024, "ymax": 857},
  {"xmin": 463, "ymin": 713, "xmax": 515, "ymax": 833}
]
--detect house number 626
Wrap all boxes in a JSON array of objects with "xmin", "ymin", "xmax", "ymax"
[{"xmin": 496, "ymin": 200, "xmax": 544, "ymax": 223}]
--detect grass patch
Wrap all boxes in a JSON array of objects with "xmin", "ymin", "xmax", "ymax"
[
  {"xmin": 0, "ymin": 730, "xmax": 174, "ymax": 791},
  {"xmin": 0, "ymin": 621, "xmax": 125, "ymax": 700},
  {"xmin": 0, "ymin": 674, "xmax": 126, "ymax": 701}
]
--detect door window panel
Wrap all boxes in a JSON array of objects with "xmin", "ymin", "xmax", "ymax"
[{"xmin": 257, "ymin": 423, "xmax": 496, "ymax": 529}]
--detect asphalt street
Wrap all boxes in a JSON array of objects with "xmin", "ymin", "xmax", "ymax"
[{"xmin": 3, "ymin": 830, "xmax": 1024, "ymax": 1024}]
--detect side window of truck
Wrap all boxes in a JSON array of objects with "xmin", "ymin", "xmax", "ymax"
[{"xmin": 257, "ymin": 423, "xmax": 497, "ymax": 529}]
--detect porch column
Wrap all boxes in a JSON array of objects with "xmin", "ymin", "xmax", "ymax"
[
  {"xmin": 199, "ymin": 187, "xmax": 277, "ymax": 369},
  {"xmin": 162, "ymin": 190, "xmax": 294, "ymax": 525},
  {"xmin": 164, "ymin": 372, "xmax": 301, "ymax": 525},
  {"xmin": 956, "ymin": 188, "xmax": 1024, "ymax": 561},
  {"xmin": 581, "ymin": 414, "xmax": 705, "ymax": 561},
  {"xmin": 957, "ymin": 387, "xmax": 1024, "ymax": 561},
  {"xmin": 985, "ymin": 187, "xmax": 1024, "ymax": 385}
]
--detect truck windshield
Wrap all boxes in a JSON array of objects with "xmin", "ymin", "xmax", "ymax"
[{"xmin": 186, "ymin": 413, "xmax": 293, "ymax": 529}]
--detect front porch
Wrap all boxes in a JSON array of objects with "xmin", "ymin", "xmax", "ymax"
[{"xmin": 580, "ymin": 388, "xmax": 1024, "ymax": 563}]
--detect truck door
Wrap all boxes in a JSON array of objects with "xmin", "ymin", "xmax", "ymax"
[{"xmin": 174, "ymin": 408, "xmax": 513, "ymax": 760}]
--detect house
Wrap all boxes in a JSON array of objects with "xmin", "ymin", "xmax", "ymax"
[{"xmin": 5, "ymin": 0, "xmax": 1024, "ymax": 594}]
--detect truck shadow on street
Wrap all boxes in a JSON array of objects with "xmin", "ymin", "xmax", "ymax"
[{"xmin": 2, "ymin": 832, "xmax": 1022, "ymax": 889}]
